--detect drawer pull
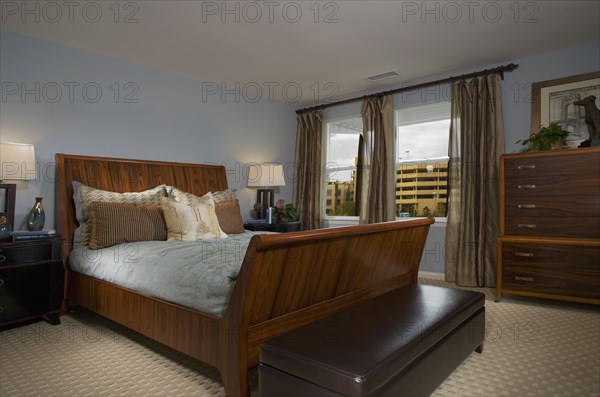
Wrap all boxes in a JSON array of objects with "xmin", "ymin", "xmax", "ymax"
[
  {"xmin": 517, "ymin": 224, "xmax": 536, "ymax": 229},
  {"xmin": 0, "ymin": 255, "xmax": 5, "ymax": 263},
  {"xmin": 517, "ymin": 204, "xmax": 536, "ymax": 209},
  {"xmin": 0, "ymin": 279, "xmax": 3, "ymax": 287},
  {"xmin": 517, "ymin": 165, "xmax": 536, "ymax": 170},
  {"xmin": 517, "ymin": 184, "xmax": 536, "ymax": 189},
  {"xmin": 514, "ymin": 252, "xmax": 534, "ymax": 257},
  {"xmin": 515, "ymin": 276, "xmax": 534, "ymax": 282}
]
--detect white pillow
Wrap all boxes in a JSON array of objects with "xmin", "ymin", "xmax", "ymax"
[
  {"xmin": 160, "ymin": 197, "xmax": 197, "ymax": 241},
  {"xmin": 160, "ymin": 197, "xmax": 227, "ymax": 241}
]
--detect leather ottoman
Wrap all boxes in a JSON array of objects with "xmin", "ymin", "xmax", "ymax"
[{"xmin": 259, "ymin": 284, "xmax": 485, "ymax": 397}]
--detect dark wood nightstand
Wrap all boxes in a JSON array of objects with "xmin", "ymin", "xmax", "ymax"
[
  {"xmin": 244, "ymin": 223, "xmax": 284, "ymax": 233},
  {"xmin": 0, "ymin": 236, "xmax": 64, "ymax": 327}
]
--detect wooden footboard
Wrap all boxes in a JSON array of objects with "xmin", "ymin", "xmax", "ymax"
[
  {"xmin": 219, "ymin": 218, "xmax": 433, "ymax": 396},
  {"xmin": 56, "ymin": 153, "xmax": 433, "ymax": 397}
]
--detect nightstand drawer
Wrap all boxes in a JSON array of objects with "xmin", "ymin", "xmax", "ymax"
[
  {"xmin": 0, "ymin": 263, "xmax": 52, "ymax": 323},
  {"xmin": 0, "ymin": 237, "xmax": 64, "ymax": 326},
  {"xmin": 0, "ymin": 239, "xmax": 61, "ymax": 265}
]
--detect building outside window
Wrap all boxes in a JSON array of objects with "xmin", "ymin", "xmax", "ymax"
[{"xmin": 324, "ymin": 101, "xmax": 451, "ymax": 218}]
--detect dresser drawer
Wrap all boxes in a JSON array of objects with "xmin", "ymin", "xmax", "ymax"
[
  {"xmin": 504, "ymin": 216, "xmax": 600, "ymax": 238},
  {"xmin": 504, "ymin": 174, "xmax": 600, "ymax": 198},
  {"xmin": 502, "ymin": 242, "xmax": 599, "ymax": 267},
  {"xmin": 503, "ymin": 151, "xmax": 599, "ymax": 179},
  {"xmin": 501, "ymin": 242, "xmax": 600, "ymax": 300},
  {"xmin": 505, "ymin": 195, "xmax": 600, "ymax": 218}
]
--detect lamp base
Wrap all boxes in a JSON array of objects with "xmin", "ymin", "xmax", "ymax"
[{"xmin": 256, "ymin": 188, "xmax": 275, "ymax": 219}]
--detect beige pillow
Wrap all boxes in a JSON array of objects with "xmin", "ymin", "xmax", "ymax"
[
  {"xmin": 160, "ymin": 197, "xmax": 198, "ymax": 241},
  {"xmin": 215, "ymin": 200, "xmax": 245, "ymax": 234},
  {"xmin": 87, "ymin": 202, "xmax": 166, "ymax": 250},
  {"xmin": 160, "ymin": 197, "xmax": 227, "ymax": 241},
  {"xmin": 77, "ymin": 183, "xmax": 167, "ymax": 246},
  {"xmin": 211, "ymin": 189, "xmax": 236, "ymax": 203},
  {"xmin": 170, "ymin": 187, "xmax": 236, "ymax": 205}
]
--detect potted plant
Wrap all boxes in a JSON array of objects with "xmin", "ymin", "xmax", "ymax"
[
  {"xmin": 516, "ymin": 124, "xmax": 570, "ymax": 152},
  {"xmin": 274, "ymin": 199, "xmax": 301, "ymax": 232}
]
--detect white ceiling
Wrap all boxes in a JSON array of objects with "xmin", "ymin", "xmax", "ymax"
[{"xmin": 2, "ymin": 0, "xmax": 599, "ymax": 105}]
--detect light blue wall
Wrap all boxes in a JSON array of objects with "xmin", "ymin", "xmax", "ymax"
[
  {"xmin": 0, "ymin": 30, "xmax": 297, "ymax": 230},
  {"xmin": 323, "ymin": 40, "xmax": 600, "ymax": 274},
  {"xmin": 2, "ymin": 29, "xmax": 598, "ymax": 275}
]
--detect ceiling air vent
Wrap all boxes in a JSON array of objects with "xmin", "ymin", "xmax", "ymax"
[{"xmin": 366, "ymin": 71, "xmax": 400, "ymax": 82}]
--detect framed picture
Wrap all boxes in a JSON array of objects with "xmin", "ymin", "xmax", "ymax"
[
  {"xmin": 0, "ymin": 183, "xmax": 16, "ymax": 230},
  {"xmin": 531, "ymin": 71, "xmax": 600, "ymax": 148}
]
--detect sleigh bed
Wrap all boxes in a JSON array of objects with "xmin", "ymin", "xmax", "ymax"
[{"xmin": 56, "ymin": 153, "xmax": 433, "ymax": 396}]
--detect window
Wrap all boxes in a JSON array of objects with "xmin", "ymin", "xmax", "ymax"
[
  {"xmin": 325, "ymin": 117, "xmax": 361, "ymax": 216},
  {"xmin": 396, "ymin": 101, "xmax": 451, "ymax": 218},
  {"xmin": 324, "ymin": 101, "xmax": 451, "ymax": 219}
]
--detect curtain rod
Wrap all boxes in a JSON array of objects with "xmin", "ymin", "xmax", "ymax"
[{"xmin": 296, "ymin": 63, "xmax": 519, "ymax": 114}]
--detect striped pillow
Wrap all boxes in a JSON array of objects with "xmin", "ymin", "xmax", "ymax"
[
  {"xmin": 87, "ymin": 201, "xmax": 167, "ymax": 250},
  {"xmin": 73, "ymin": 182, "xmax": 167, "ymax": 247}
]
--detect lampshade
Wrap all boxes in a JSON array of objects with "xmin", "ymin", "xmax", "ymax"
[
  {"xmin": 0, "ymin": 142, "xmax": 37, "ymax": 181},
  {"xmin": 247, "ymin": 164, "xmax": 285, "ymax": 187}
]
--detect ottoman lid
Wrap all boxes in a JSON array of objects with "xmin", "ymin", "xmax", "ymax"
[{"xmin": 259, "ymin": 284, "xmax": 484, "ymax": 396}]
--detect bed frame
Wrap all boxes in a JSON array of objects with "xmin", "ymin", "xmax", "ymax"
[{"xmin": 56, "ymin": 153, "xmax": 434, "ymax": 396}]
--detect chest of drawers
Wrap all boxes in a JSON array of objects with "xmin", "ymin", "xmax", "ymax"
[{"xmin": 497, "ymin": 148, "xmax": 600, "ymax": 304}]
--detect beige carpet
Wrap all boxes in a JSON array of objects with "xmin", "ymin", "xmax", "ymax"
[{"xmin": 1, "ymin": 278, "xmax": 598, "ymax": 397}]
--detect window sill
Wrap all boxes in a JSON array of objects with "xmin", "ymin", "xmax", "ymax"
[{"xmin": 322, "ymin": 216, "xmax": 447, "ymax": 228}]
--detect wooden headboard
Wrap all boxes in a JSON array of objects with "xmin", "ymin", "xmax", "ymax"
[{"xmin": 55, "ymin": 153, "xmax": 229, "ymax": 260}]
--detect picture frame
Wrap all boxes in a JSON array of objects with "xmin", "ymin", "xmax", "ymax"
[
  {"xmin": 531, "ymin": 71, "xmax": 600, "ymax": 149},
  {"xmin": 0, "ymin": 183, "xmax": 16, "ymax": 230}
]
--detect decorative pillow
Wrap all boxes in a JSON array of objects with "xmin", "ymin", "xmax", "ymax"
[
  {"xmin": 215, "ymin": 199, "xmax": 245, "ymax": 234},
  {"xmin": 72, "ymin": 181, "xmax": 167, "ymax": 247},
  {"xmin": 160, "ymin": 197, "xmax": 199, "ymax": 241},
  {"xmin": 194, "ymin": 197, "xmax": 228, "ymax": 239},
  {"xmin": 170, "ymin": 187, "xmax": 236, "ymax": 205},
  {"xmin": 211, "ymin": 189, "xmax": 236, "ymax": 203},
  {"xmin": 170, "ymin": 188, "xmax": 213, "ymax": 207},
  {"xmin": 160, "ymin": 197, "xmax": 227, "ymax": 241},
  {"xmin": 87, "ymin": 202, "xmax": 166, "ymax": 250}
]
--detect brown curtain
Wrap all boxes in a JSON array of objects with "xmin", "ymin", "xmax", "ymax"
[
  {"xmin": 293, "ymin": 109, "xmax": 323, "ymax": 230},
  {"xmin": 358, "ymin": 94, "xmax": 396, "ymax": 224},
  {"xmin": 445, "ymin": 74, "xmax": 505, "ymax": 287}
]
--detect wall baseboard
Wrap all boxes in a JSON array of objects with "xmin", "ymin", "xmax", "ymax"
[{"xmin": 418, "ymin": 271, "xmax": 445, "ymax": 280}]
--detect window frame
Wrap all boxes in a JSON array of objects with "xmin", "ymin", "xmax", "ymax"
[{"xmin": 323, "ymin": 102, "xmax": 451, "ymax": 224}]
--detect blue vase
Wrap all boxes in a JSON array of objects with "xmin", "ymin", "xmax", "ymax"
[{"xmin": 27, "ymin": 197, "xmax": 45, "ymax": 231}]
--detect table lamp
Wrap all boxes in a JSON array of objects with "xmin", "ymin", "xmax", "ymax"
[
  {"xmin": 0, "ymin": 142, "xmax": 37, "ymax": 230},
  {"xmin": 247, "ymin": 163, "xmax": 285, "ymax": 219}
]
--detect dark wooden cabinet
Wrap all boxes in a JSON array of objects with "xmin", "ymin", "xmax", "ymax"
[
  {"xmin": 497, "ymin": 148, "xmax": 600, "ymax": 304},
  {"xmin": 0, "ymin": 237, "xmax": 64, "ymax": 326}
]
